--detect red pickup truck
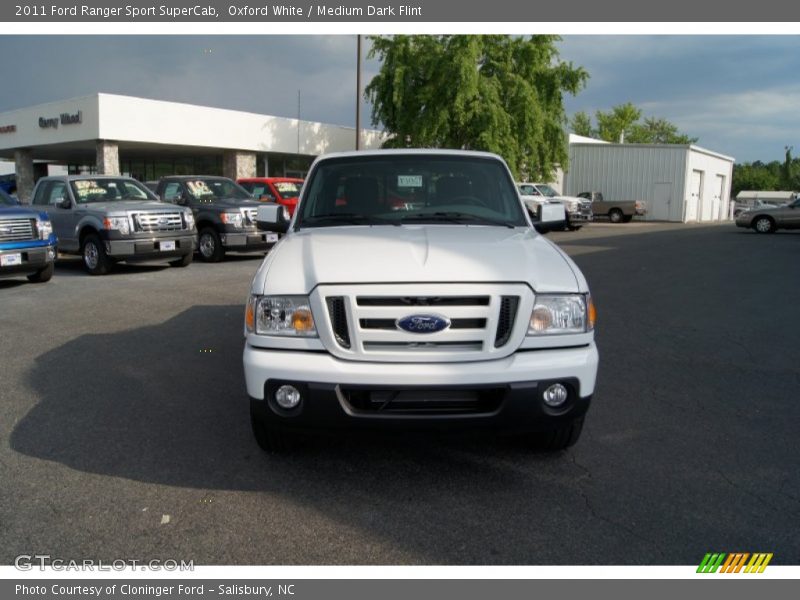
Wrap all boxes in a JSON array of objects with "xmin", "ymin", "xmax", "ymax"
[{"xmin": 237, "ymin": 177, "xmax": 303, "ymax": 216}]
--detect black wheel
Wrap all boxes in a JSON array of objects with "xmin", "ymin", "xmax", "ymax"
[
  {"xmin": 753, "ymin": 216, "xmax": 775, "ymax": 234},
  {"xmin": 251, "ymin": 414, "xmax": 296, "ymax": 453},
  {"xmin": 608, "ymin": 209, "xmax": 624, "ymax": 223},
  {"xmin": 170, "ymin": 252, "xmax": 193, "ymax": 267},
  {"xmin": 567, "ymin": 224, "xmax": 582, "ymax": 231},
  {"xmin": 81, "ymin": 233, "xmax": 114, "ymax": 275},
  {"xmin": 527, "ymin": 417, "xmax": 585, "ymax": 452},
  {"xmin": 622, "ymin": 215, "xmax": 633, "ymax": 223},
  {"xmin": 27, "ymin": 261, "xmax": 54, "ymax": 283},
  {"xmin": 198, "ymin": 227, "xmax": 225, "ymax": 262}
]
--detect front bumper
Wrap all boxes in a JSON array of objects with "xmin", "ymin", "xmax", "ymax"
[
  {"xmin": 735, "ymin": 215, "xmax": 754, "ymax": 228},
  {"xmin": 0, "ymin": 243, "xmax": 56, "ymax": 277},
  {"xmin": 221, "ymin": 230, "xmax": 277, "ymax": 250},
  {"xmin": 105, "ymin": 233, "xmax": 196, "ymax": 259},
  {"xmin": 244, "ymin": 343, "xmax": 598, "ymax": 432},
  {"xmin": 567, "ymin": 211, "xmax": 593, "ymax": 223}
]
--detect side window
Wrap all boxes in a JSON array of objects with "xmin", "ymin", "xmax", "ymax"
[
  {"xmin": 32, "ymin": 181, "xmax": 52, "ymax": 205},
  {"xmin": 520, "ymin": 185, "xmax": 533, "ymax": 195},
  {"xmin": 47, "ymin": 182, "xmax": 68, "ymax": 205},
  {"xmin": 163, "ymin": 182, "xmax": 182, "ymax": 202},
  {"xmin": 257, "ymin": 185, "xmax": 276, "ymax": 201}
]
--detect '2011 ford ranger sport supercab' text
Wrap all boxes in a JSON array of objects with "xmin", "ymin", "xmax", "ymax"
[{"xmin": 243, "ymin": 150, "xmax": 599, "ymax": 452}]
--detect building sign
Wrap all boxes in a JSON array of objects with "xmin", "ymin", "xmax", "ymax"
[
  {"xmin": 0, "ymin": 124, "xmax": 15, "ymax": 134},
  {"xmin": 38, "ymin": 111, "xmax": 82, "ymax": 129}
]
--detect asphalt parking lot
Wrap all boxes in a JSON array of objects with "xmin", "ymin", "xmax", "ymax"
[{"xmin": 1, "ymin": 222, "xmax": 798, "ymax": 565}]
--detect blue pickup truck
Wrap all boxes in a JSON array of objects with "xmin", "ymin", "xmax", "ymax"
[{"xmin": 0, "ymin": 188, "xmax": 57, "ymax": 283}]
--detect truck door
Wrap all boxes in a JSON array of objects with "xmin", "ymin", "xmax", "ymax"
[{"xmin": 34, "ymin": 181, "xmax": 78, "ymax": 251}]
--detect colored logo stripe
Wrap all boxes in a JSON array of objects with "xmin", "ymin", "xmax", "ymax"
[{"xmin": 697, "ymin": 552, "xmax": 773, "ymax": 573}]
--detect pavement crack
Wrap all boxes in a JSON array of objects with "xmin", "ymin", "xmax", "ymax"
[{"xmin": 569, "ymin": 453, "xmax": 666, "ymax": 559}]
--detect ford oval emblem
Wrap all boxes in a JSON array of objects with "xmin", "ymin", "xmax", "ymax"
[{"xmin": 396, "ymin": 314, "xmax": 451, "ymax": 334}]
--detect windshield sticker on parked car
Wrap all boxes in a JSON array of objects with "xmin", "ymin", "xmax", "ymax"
[
  {"xmin": 73, "ymin": 181, "xmax": 106, "ymax": 198},
  {"xmin": 398, "ymin": 175, "xmax": 423, "ymax": 188},
  {"xmin": 275, "ymin": 182, "xmax": 301, "ymax": 194},
  {"xmin": 187, "ymin": 181, "xmax": 213, "ymax": 196}
]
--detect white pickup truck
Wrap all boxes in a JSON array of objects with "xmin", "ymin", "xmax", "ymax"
[{"xmin": 244, "ymin": 150, "xmax": 598, "ymax": 452}]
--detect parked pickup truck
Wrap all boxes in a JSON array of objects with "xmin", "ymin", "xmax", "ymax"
[
  {"xmin": 237, "ymin": 177, "xmax": 304, "ymax": 217},
  {"xmin": 156, "ymin": 176, "xmax": 279, "ymax": 262},
  {"xmin": 518, "ymin": 183, "xmax": 593, "ymax": 230},
  {"xmin": 244, "ymin": 149, "xmax": 598, "ymax": 453},
  {"xmin": 577, "ymin": 191, "xmax": 646, "ymax": 223},
  {"xmin": 0, "ymin": 188, "xmax": 57, "ymax": 283},
  {"xmin": 31, "ymin": 175, "xmax": 196, "ymax": 275}
]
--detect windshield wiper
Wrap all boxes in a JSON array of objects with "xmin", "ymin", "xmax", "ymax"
[
  {"xmin": 400, "ymin": 212, "xmax": 517, "ymax": 228},
  {"xmin": 299, "ymin": 213, "xmax": 400, "ymax": 228}
]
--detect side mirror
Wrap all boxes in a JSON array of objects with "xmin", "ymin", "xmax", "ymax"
[
  {"xmin": 256, "ymin": 203, "xmax": 290, "ymax": 233},
  {"xmin": 536, "ymin": 203, "xmax": 567, "ymax": 225},
  {"xmin": 57, "ymin": 197, "xmax": 71, "ymax": 209},
  {"xmin": 260, "ymin": 194, "xmax": 276, "ymax": 202}
]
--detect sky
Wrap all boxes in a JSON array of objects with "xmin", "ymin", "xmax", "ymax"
[{"xmin": 0, "ymin": 35, "xmax": 798, "ymax": 164}]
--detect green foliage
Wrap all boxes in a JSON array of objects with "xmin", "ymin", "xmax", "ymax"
[
  {"xmin": 596, "ymin": 102, "xmax": 641, "ymax": 143},
  {"xmin": 570, "ymin": 104, "xmax": 697, "ymax": 144},
  {"xmin": 732, "ymin": 162, "xmax": 781, "ymax": 196},
  {"xmin": 365, "ymin": 35, "xmax": 588, "ymax": 180},
  {"xmin": 569, "ymin": 111, "xmax": 594, "ymax": 138}
]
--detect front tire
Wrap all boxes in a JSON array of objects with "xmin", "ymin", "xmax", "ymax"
[
  {"xmin": 251, "ymin": 414, "xmax": 296, "ymax": 453},
  {"xmin": 608, "ymin": 209, "xmax": 624, "ymax": 223},
  {"xmin": 81, "ymin": 234, "xmax": 114, "ymax": 275},
  {"xmin": 198, "ymin": 227, "xmax": 225, "ymax": 262},
  {"xmin": 753, "ymin": 216, "xmax": 775, "ymax": 234},
  {"xmin": 27, "ymin": 261, "xmax": 54, "ymax": 283},
  {"xmin": 170, "ymin": 252, "xmax": 193, "ymax": 267},
  {"xmin": 527, "ymin": 417, "xmax": 585, "ymax": 452}
]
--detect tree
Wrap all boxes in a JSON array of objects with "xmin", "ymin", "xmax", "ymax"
[
  {"xmin": 569, "ymin": 104, "xmax": 697, "ymax": 145},
  {"xmin": 780, "ymin": 146, "xmax": 796, "ymax": 189},
  {"xmin": 365, "ymin": 35, "xmax": 588, "ymax": 180},
  {"xmin": 569, "ymin": 111, "xmax": 595, "ymax": 138},
  {"xmin": 595, "ymin": 102, "xmax": 641, "ymax": 143},
  {"xmin": 627, "ymin": 117, "xmax": 698, "ymax": 144}
]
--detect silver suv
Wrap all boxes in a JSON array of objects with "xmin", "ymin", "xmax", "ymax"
[{"xmin": 31, "ymin": 175, "xmax": 197, "ymax": 274}]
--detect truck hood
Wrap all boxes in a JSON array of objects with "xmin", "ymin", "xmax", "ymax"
[
  {"xmin": 0, "ymin": 206, "xmax": 47, "ymax": 220},
  {"xmin": 254, "ymin": 225, "xmax": 583, "ymax": 294},
  {"xmin": 73, "ymin": 200, "xmax": 181, "ymax": 214}
]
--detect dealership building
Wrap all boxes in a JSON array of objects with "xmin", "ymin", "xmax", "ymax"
[{"xmin": 0, "ymin": 93, "xmax": 383, "ymax": 202}]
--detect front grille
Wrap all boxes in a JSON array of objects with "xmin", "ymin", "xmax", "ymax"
[
  {"xmin": 133, "ymin": 212, "xmax": 184, "ymax": 232},
  {"xmin": 494, "ymin": 296, "xmax": 519, "ymax": 347},
  {"xmin": 357, "ymin": 296, "xmax": 490, "ymax": 307},
  {"xmin": 0, "ymin": 218, "xmax": 35, "ymax": 242},
  {"xmin": 340, "ymin": 387, "xmax": 504, "ymax": 415},
  {"xmin": 318, "ymin": 284, "xmax": 530, "ymax": 361},
  {"xmin": 360, "ymin": 318, "xmax": 486, "ymax": 330},
  {"xmin": 242, "ymin": 208, "xmax": 258, "ymax": 226},
  {"xmin": 326, "ymin": 296, "xmax": 351, "ymax": 349}
]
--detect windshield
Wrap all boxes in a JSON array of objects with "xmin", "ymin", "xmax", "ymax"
[
  {"xmin": 274, "ymin": 181, "xmax": 302, "ymax": 198},
  {"xmin": 70, "ymin": 178, "xmax": 155, "ymax": 203},
  {"xmin": 0, "ymin": 189, "xmax": 17, "ymax": 206},
  {"xmin": 535, "ymin": 184, "xmax": 559, "ymax": 198},
  {"xmin": 185, "ymin": 178, "xmax": 251, "ymax": 201},
  {"xmin": 296, "ymin": 155, "xmax": 527, "ymax": 228}
]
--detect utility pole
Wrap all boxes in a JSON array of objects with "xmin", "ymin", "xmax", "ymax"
[
  {"xmin": 297, "ymin": 89, "xmax": 301, "ymax": 154},
  {"xmin": 355, "ymin": 34, "xmax": 362, "ymax": 151}
]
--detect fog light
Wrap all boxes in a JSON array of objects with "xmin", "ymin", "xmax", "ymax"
[
  {"xmin": 543, "ymin": 383, "xmax": 569, "ymax": 408},
  {"xmin": 274, "ymin": 384, "xmax": 301, "ymax": 409}
]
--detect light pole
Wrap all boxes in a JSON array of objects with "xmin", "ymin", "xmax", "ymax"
[{"xmin": 355, "ymin": 34, "xmax": 362, "ymax": 151}]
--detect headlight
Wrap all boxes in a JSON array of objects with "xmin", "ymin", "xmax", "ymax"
[
  {"xmin": 568, "ymin": 201, "xmax": 579, "ymax": 211},
  {"xmin": 103, "ymin": 216, "xmax": 130, "ymax": 235},
  {"xmin": 220, "ymin": 211, "xmax": 243, "ymax": 228},
  {"xmin": 37, "ymin": 218, "xmax": 53, "ymax": 240},
  {"xmin": 247, "ymin": 295, "xmax": 317, "ymax": 337},
  {"xmin": 528, "ymin": 294, "xmax": 594, "ymax": 335},
  {"xmin": 184, "ymin": 210, "xmax": 195, "ymax": 230}
]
